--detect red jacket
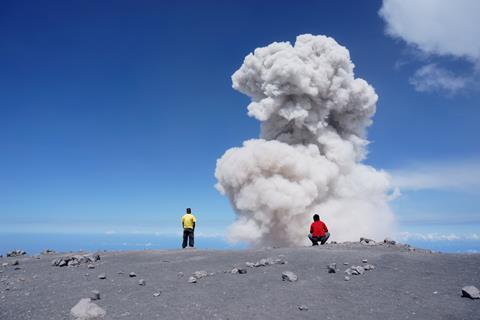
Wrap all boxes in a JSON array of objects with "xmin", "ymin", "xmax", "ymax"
[{"xmin": 310, "ymin": 220, "xmax": 328, "ymax": 237}]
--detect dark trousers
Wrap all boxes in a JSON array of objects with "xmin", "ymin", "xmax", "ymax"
[
  {"xmin": 308, "ymin": 232, "xmax": 330, "ymax": 246},
  {"xmin": 182, "ymin": 228, "xmax": 194, "ymax": 248}
]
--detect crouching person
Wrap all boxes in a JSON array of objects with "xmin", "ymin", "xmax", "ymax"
[{"xmin": 308, "ymin": 214, "xmax": 330, "ymax": 246}]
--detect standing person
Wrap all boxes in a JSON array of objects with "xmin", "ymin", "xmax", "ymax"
[
  {"xmin": 308, "ymin": 214, "xmax": 330, "ymax": 246},
  {"xmin": 181, "ymin": 208, "xmax": 196, "ymax": 249}
]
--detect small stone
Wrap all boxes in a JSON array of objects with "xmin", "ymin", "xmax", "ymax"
[
  {"xmin": 98, "ymin": 273, "xmax": 106, "ymax": 280},
  {"xmin": 90, "ymin": 290, "xmax": 100, "ymax": 301},
  {"xmin": 1, "ymin": 263, "xmax": 8, "ymax": 267},
  {"xmin": 362, "ymin": 259, "xmax": 368, "ymax": 263},
  {"xmin": 281, "ymin": 271, "xmax": 298, "ymax": 282},
  {"xmin": 343, "ymin": 262, "xmax": 349, "ymax": 266},
  {"xmin": 433, "ymin": 291, "xmax": 438, "ymax": 294},
  {"xmin": 70, "ymin": 298, "xmax": 106, "ymax": 319},
  {"xmin": 344, "ymin": 276, "xmax": 350, "ymax": 281},
  {"xmin": 177, "ymin": 272, "xmax": 184, "ymax": 278},
  {"xmin": 462, "ymin": 286, "xmax": 480, "ymax": 299},
  {"xmin": 327, "ymin": 263, "xmax": 337, "ymax": 273},
  {"xmin": 153, "ymin": 292, "xmax": 161, "ymax": 297},
  {"xmin": 237, "ymin": 268, "xmax": 247, "ymax": 274},
  {"xmin": 231, "ymin": 268, "xmax": 239, "ymax": 274},
  {"xmin": 14, "ymin": 267, "xmax": 21, "ymax": 270},
  {"xmin": 129, "ymin": 272, "xmax": 136, "ymax": 278},
  {"xmin": 87, "ymin": 264, "xmax": 95, "ymax": 269},
  {"xmin": 245, "ymin": 262, "xmax": 255, "ymax": 268},
  {"xmin": 138, "ymin": 279, "xmax": 146, "ymax": 286},
  {"xmin": 12, "ymin": 260, "xmax": 19, "ymax": 266},
  {"xmin": 298, "ymin": 305, "xmax": 308, "ymax": 311},
  {"xmin": 364, "ymin": 264, "xmax": 375, "ymax": 271},
  {"xmin": 188, "ymin": 276, "xmax": 197, "ymax": 283}
]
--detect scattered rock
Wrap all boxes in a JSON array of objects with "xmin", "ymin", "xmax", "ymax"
[
  {"xmin": 384, "ymin": 238, "xmax": 396, "ymax": 245},
  {"xmin": 12, "ymin": 260, "xmax": 19, "ymax": 266},
  {"xmin": 192, "ymin": 270, "xmax": 208, "ymax": 279},
  {"xmin": 97, "ymin": 273, "xmax": 106, "ymax": 280},
  {"xmin": 461, "ymin": 286, "xmax": 480, "ymax": 299},
  {"xmin": 298, "ymin": 305, "xmax": 308, "ymax": 311},
  {"xmin": 344, "ymin": 276, "xmax": 350, "ymax": 281},
  {"xmin": 282, "ymin": 271, "xmax": 298, "ymax": 282},
  {"xmin": 188, "ymin": 276, "xmax": 197, "ymax": 283},
  {"xmin": 41, "ymin": 249, "xmax": 56, "ymax": 255},
  {"xmin": 138, "ymin": 279, "xmax": 146, "ymax": 286},
  {"xmin": 177, "ymin": 272, "xmax": 184, "ymax": 278},
  {"xmin": 153, "ymin": 292, "xmax": 161, "ymax": 297},
  {"xmin": 247, "ymin": 256, "xmax": 287, "ymax": 268},
  {"xmin": 68, "ymin": 259, "xmax": 80, "ymax": 267},
  {"xmin": 343, "ymin": 262, "xmax": 349, "ymax": 266},
  {"xmin": 51, "ymin": 253, "xmax": 100, "ymax": 268},
  {"xmin": 364, "ymin": 264, "xmax": 375, "ymax": 271},
  {"xmin": 90, "ymin": 290, "xmax": 100, "ymax": 301},
  {"xmin": 6, "ymin": 250, "xmax": 26, "ymax": 257},
  {"xmin": 70, "ymin": 298, "xmax": 106, "ymax": 319},
  {"xmin": 360, "ymin": 238, "xmax": 376, "ymax": 245},
  {"xmin": 345, "ymin": 266, "xmax": 365, "ymax": 276},
  {"xmin": 231, "ymin": 268, "xmax": 239, "ymax": 274},
  {"xmin": 87, "ymin": 264, "xmax": 95, "ymax": 269},
  {"xmin": 129, "ymin": 272, "xmax": 136, "ymax": 278},
  {"xmin": 1, "ymin": 263, "xmax": 8, "ymax": 267},
  {"xmin": 361, "ymin": 259, "xmax": 368, "ymax": 263},
  {"xmin": 327, "ymin": 263, "xmax": 337, "ymax": 273},
  {"xmin": 238, "ymin": 268, "xmax": 247, "ymax": 274}
]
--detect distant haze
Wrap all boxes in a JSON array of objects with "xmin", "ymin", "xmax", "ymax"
[{"xmin": 215, "ymin": 34, "xmax": 395, "ymax": 246}]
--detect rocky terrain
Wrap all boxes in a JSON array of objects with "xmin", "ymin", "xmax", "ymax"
[{"xmin": 0, "ymin": 241, "xmax": 479, "ymax": 319}]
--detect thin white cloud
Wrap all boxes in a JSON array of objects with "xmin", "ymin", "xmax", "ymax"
[
  {"xmin": 379, "ymin": 0, "xmax": 480, "ymax": 94},
  {"xmin": 390, "ymin": 158, "xmax": 480, "ymax": 192},
  {"xmin": 397, "ymin": 231, "xmax": 473, "ymax": 242},
  {"xmin": 409, "ymin": 64, "xmax": 469, "ymax": 94}
]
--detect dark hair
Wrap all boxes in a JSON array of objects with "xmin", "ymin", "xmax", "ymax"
[
  {"xmin": 186, "ymin": 208, "xmax": 191, "ymax": 214},
  {"xmin": 313, "ymin": 214, "xmax": 319, "ymax": 221}
]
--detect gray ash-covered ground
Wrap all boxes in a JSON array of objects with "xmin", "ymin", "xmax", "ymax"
[{"xmin": 1, "ymin": 242, "xmax": 479, "ymax": 319}]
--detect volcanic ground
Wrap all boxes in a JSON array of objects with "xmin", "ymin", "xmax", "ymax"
[{"xmin": 1, "ymin": 242, "xmax": 479, "ymax": 319}]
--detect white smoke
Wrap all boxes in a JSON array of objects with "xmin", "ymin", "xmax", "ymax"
[{"xmin": 215, "ymin": 34, "xmax": 395, "ymax": 247}]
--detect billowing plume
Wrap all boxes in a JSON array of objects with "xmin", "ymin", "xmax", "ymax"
[{"xmin": 215, "ymin": 34, "xmax": 395, "ymax": 247}]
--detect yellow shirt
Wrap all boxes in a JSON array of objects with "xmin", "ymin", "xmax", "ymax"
[{"xmin": 182, "ymin": 214, "xmax": 196, "ymax": 229}]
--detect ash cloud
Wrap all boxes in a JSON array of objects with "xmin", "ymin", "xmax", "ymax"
[{"xmin": 215, "ymin": 34, "xmax": 395, "ymax": 246}]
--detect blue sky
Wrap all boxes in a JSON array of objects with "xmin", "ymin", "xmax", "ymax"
[{"xmin": 1, "ymin": 0, "xmax": 479, "ymax": 241}]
